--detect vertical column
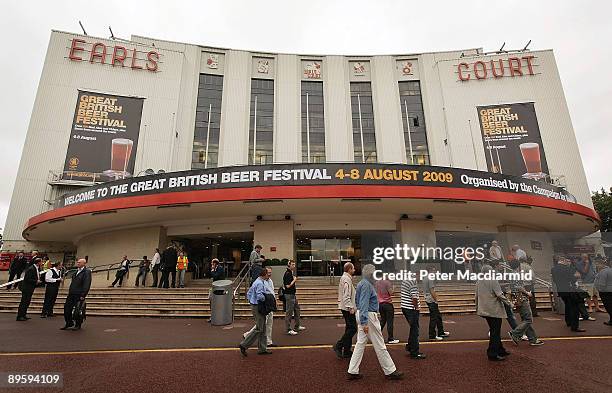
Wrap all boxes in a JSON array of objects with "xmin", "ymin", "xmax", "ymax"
[
  {"xmin": 324, "ymin": 56, "xmax": 353, "ymax": 162},
  {"xmin": 371, "ymin": 56, "xmax": 405, "ymax": 163},
  {"xmin": 218, "ymin": 50, "xmax": 251, "ymax": 166},
  {"xmin": 274, "ymin": 54, "xmax": 301, "ymax": 163}
]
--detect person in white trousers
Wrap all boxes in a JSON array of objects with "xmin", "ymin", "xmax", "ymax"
[
  {"xmin": 347, "ymin": 264, "xmax": 403, "ymax": 380},
  {"xmin": 243, "ymin": 276, "xmax": 276, "ymax": 346}
]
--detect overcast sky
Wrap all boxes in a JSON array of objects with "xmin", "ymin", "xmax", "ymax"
[{"xmin": 1, "ymin": 0, "xmax": 611, "ymax": 232}]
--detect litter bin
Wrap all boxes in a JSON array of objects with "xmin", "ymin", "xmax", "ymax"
[{"xmin": 210, "ymin": 279, "xmax": 233, "ymax": 326}]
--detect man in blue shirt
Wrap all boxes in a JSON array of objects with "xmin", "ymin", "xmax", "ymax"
[
  {"xmin": 239, "ymin": 267, "xmax": 272, "ymax": 356},
  {"xmin": 347, "ymin": 264, "xmax": 403, "ymax": 380}
]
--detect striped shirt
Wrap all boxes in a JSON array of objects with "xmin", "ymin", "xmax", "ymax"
[{"xmin": 400, "ymin": 280, "xmax": 420, "ymax": 310}]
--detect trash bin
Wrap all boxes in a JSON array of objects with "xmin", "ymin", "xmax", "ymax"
[{"xmin": 210, "ymin": 279, "xmax": 233, "ymax": 326}]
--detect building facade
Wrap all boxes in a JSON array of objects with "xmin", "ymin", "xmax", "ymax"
[{"xmin": 2, "ymin": 30, "xmax": 600, "ymax": 278}]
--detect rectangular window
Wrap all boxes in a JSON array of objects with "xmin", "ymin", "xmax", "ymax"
[
  {"xmin": 350, "ymin": 82, "xmax": 377, "ymax": 163},
  {"xmin": 249, "ymin": 79, "xmax": 274, "ymax": 165},
  {"xmin": 399, "ymin": 81, "xmax": 430, "ymax": 165},
  {"xmin": 301, "ymin": 81, "xmax": 326, "ymax": 163},
  {"xmin": 192, "ymin": 74, "xmax": 223, "ymax": 169}
]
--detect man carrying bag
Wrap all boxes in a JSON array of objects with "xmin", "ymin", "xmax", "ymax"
[{"xmin": 61, "ymin": 258, "xmax": 91, "ymax": 331}]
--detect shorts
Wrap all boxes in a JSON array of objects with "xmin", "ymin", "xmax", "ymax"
[{"xmin": 581, "ymin": 283, "xmax": 599, "ymax": 298}]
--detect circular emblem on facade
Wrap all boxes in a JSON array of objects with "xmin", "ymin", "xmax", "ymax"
[{"xmin": 68, "ymin": 157, "xmax": 79, "ymax": 169}]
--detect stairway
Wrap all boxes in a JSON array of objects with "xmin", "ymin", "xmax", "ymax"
[{"xmin": 0, "ymin": 278, "xmax": 554, "ymax": 319}]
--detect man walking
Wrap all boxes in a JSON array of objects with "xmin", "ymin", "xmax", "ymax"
[
  {"xmin": 41, "ymin": 261, "xmax": 62, "ymax": 318},
  {"xmin": 375, "ymin": 277, "xmax": 399, "ymax": 344},
  {"xmin": 16, "ymin": 257, "xmax": 43, "ymax": 321},
  {"xmin": 243, "ymin": 267, "xmax": 276, "ymax": 347},
  {"xmin": 476, "ymin": 264, "xmax": 511, "ymax": 361},
  {"xmin": 61, "ymin": 258, "xmax": 92, "ymax": 331},
  {"xmin": 594, "ymin": 258, "xmax": 612, "ymax": 326},
  {"xmin": 347, "ymin": 264, "xmax": 403, "ymax": 380},
  {"xmin": 552, "ymin": 256, "xmax": 585, "ymax": 332},
  {"xmin": 401, "ymin": 276, "xmax": 426, "ymax": 359},
  {"xmin": 239, "ymin": 267, "xmax": 273, "ymax": 356},
  {"xmin": 249, "ymin": 245, "xmax": 265, "ymax": 282},
  {"xmin": 334, "ymin": 262, "xmax": 357, "ymax": 359},
  {"xmin": 507, "ymin": 260, "xmax": 544, "ymax": 346},
  {"xmin": 7, "ymin": 252, "xmax": 28, "ymax": 290},
  {"xmin": 423, "ymin": 265, "xmax": 450, "ymax": 341},
  {"xmin": 284, "ymin": 260, "xmax": 305, "ymax": 335}
]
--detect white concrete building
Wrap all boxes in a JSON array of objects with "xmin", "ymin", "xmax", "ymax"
[{"xmin": 2, "ymin": 30, "xmax": 600, "ymax": 278}]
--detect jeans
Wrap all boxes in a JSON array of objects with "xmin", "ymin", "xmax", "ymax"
[
  {"xmin": 504, "ymin": 302, "xmax": 518, "ymax": 329},
  {"xmin": 484, "ymin": 317, "xmax": 507, "ymax": 358},
  {"xmin": 337, "ymin": 309, "xmax": 357, "ymax": 355},
  {"xmin": 526, "ymin": 284, "xmax": 538, "ymax": 316},
  {"xmin": 401, "ymin": 308, "xmax": 420, "ymax": 355},
  {"xmin": 111, "ymin": 272, "xmax": 125, "ymax": 287},
  {"xmin": 135, "ymin": 269, "xmax": 147, "ymax": 286},
  {"xmin": 151, "ymin": 265, "xmax": 159, "ymax": 287},
  {"xmin": 284, "ymin": 294, "xmax": 301, "ymax": 331},
  {"xmin": 510, "ymin": 300, "xmax": 538, "ymax": 342},
  {"xmin": 240, "ymin": 304, "xmax": 267, "ymax": 353},
  {"xmin": 177, "ymin": 269, "xmax": 186, "ymax": 287},
  {"xmin": 426, "ymin": 302, "xmax": 445, "ymax": 338},
  {"xmin": 378, "ymin": 302, "xmax": 395, "ymax": 340}
]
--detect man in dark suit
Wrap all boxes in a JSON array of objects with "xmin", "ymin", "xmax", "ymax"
[
  {"xmin": 61, "ymin": 258, "xmax": 92, "ymax": 331},
  {"xmin": 16, "ymin": 257, "xmax": 43, "ymax": 321},
  {"xmin": 160, "ymin": 245, "xmax": 178, "ymax": 288},
  {"xmin": 7, "ymin": 252, "xmax": 28, "ymax": 290}
]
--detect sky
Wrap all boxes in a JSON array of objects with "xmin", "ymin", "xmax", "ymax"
[{"xmin": 1, "ymin": 0, "xmax": 611, "ymax": 233}]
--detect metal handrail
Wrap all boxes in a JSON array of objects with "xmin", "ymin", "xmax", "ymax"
[
  {"xmin": 232, "ymin": 261, "xmax": 251, "ymax": 288},
  {"xmin": 233, "ymin": 265, "xmax": 252, "ymax": 300}
]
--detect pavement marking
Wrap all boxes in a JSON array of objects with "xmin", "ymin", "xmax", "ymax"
[
  {"xmin": 103, "ymin": 329, "xmax": 119, "ymax": 333},
  {"xmin": 1, "ymin": 335, "xmax": 610, "ymax": 357}
]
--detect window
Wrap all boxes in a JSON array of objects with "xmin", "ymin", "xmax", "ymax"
[
  {"xmin": 350, "ymin": 82, "xmax": 377, "ymax": 163},
  {"xmin": 248, "ymin": 79, "xmax": 274, "ymax": 165},
  {"xmin": 192, "ymin": 74, "xmax": 223, "ymax": 169},
  {"xmin": 301, "ymin": 81, "xmax": 326, "ymax": 163},
  {"xmin": 399, "ymin": 81, "xmax": 430, "ymax": 165}
]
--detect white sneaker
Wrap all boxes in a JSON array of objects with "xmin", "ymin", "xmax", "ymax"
[
  {"xmin": 440, "ymin": 332, "xmax": 451, "ymax": 337},
  {"xmin": 287, "ymin": 330, "xmax": 298, "ymax": 335},
  {"xmin": 587, "ymin": 317, "xmax": 596, "ymax": 321},
  {"xmin": 430, "ymin": 336, "xmax": 443, "ymax": 341},
  {"xmin": 297, "ymin": 326, "xmax": 306, "ymax": 331},
  {"xmin": 388, "ymin": 339, "xmax": 400, "ymax": 344},
  {"xmin": 521, "ymin": 335, "xmax": 529, "ymax": 341},
  {"xmin": 243, "ymin": 332, "xmax": 248, "ymax": 339}
]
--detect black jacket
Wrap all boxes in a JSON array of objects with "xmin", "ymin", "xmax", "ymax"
[
  {"xmin": 20, "ymin": 264, "xmax": 40, "ymax": 293},
  {"xmin": 69, "ymin": 268, "xmax": 92, "ymax": 297},
  {"xmin": 258, "ymin": 293, "xmax": 277, "ymax": 316},
  {"xmin": 211, "ymin": 265, "xmax": 225, "ymax": 281},
  {"xmin": 9, "ymin": 256, "xmax": 28, "ymax": 274},
  {"xmin": 161, "ymin": 247, "xmax": 178, "ymax": 270},
  {"xmin": 551, "ymin": 264, "xmax": 577, "ymax": 293}
]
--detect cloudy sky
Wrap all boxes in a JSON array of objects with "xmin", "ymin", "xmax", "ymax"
[{"xmin": 1, "ymin": 0, "xmax": 610, "ymax": 232}]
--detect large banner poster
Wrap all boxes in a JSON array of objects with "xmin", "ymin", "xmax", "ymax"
[
  {"xmin": 477, "ymin": 102, "xmax": 549, "ymax": 181},
  {"xmin": 63, "ymin": 91, "xmax": 144, "ymax": 182}
]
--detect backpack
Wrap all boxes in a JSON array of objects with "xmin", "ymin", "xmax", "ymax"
[{"xmin": 278, "ymin": 286, "xmax": 285, "ymax": 302}]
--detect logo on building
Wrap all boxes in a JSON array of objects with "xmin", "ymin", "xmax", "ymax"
[
  {"xmin": 257, "ymin": 59, "xmax": 270, "ymax": 74},
  {"xmin": 401, "ymin": 61, "xmax": 414, "ymax": 76},
  {"xmin": 353, "ymin": 62, "xmax": 366, "ymax": 75},
  {"xmin": 206, "ymin": 53, "xmax": 219, "ymax": 69},
  {"xmin": 68, "ymin": 157, "xmax": 79, "ymax": 170},
  {"xmin": 304, "ymin": 61, "xmax": 321, "ymax": 79}
]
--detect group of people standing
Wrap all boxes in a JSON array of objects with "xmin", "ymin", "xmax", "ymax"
[
  {"xmin": 10, "ymin": 254, "xmax": 92, "ymax": 331},
  {"xmin": 108, "ymin": 245, "xmax": 194, "ymax": 289}
]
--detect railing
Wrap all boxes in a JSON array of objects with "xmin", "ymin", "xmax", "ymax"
[{"xmin": 493, "ymin": 259, "xmax": 555, "ymax": 310}]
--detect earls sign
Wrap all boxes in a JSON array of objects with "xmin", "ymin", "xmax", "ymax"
[
  {"xmin": 67, "ymin": 38, "xmax": 160, "ymax": 72},
  {"xmin": 457, "ymin": 55, "xmax": 536, "ymax": 81}
]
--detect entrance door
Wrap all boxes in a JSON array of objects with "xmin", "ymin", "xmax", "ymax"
[{"xmin": 295, "ymin": 235, "xmax": 361, "ymax": 276}]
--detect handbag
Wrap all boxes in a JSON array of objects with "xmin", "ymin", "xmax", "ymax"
[{"xmin": 278, "ymin": 286, "xmax": 285, "ymax": 302}]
